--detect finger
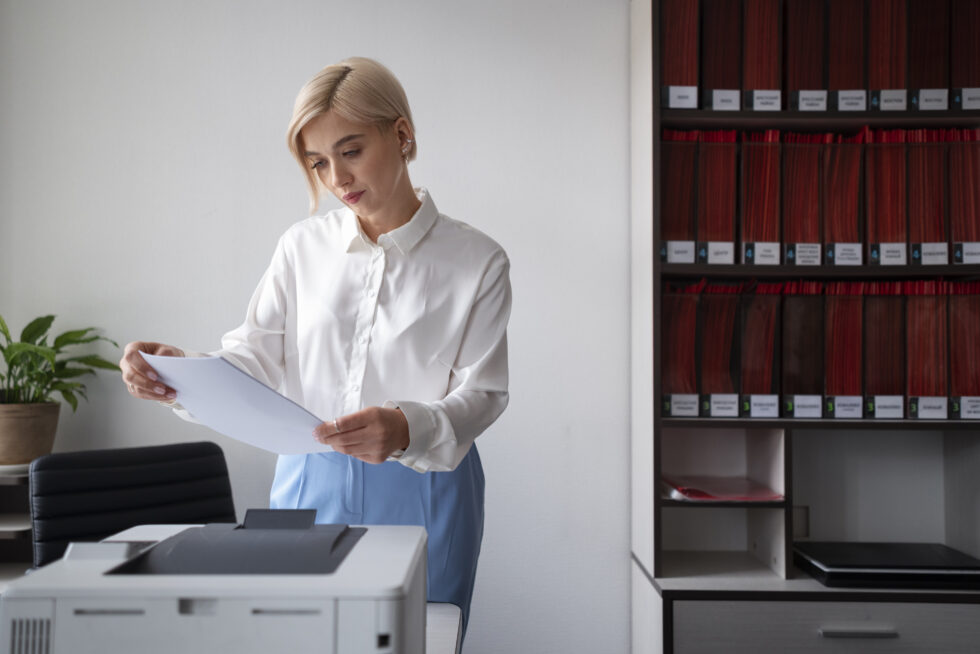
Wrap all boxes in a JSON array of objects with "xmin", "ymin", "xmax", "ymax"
[{"xmin": 127, "ymin": 379, "xmax": 177, "ymax": 400}]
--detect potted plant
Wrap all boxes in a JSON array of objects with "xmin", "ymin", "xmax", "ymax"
[{"xmin": 0, "ymin": 314, "xmax": 119, "ymax": 465}]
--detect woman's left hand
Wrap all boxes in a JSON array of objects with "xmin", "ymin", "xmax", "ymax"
[{"xmin": 313, "ymin": 406, "xmax": 410, "ymax": 464}]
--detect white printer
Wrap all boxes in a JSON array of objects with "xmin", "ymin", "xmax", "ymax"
[{"xmin": 0, "ymin": 510, "xmax": 427, "ymax": 654}]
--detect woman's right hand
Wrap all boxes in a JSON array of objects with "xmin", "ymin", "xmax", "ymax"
[{"xmin": 120, "ymin": 341, "xmax": 184, "ymax": 401}]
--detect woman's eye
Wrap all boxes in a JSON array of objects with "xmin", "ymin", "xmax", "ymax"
[
  {"xmin": 343, "ymin": 149, "xmax": 360, "ymax": 158},
  {"xmin": 310, "ymin": 160, "xmax": 326, "ymax": 170}
]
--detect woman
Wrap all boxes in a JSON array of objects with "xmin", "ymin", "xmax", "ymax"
[{"xmin": 119, "ymin": 57, "xmax": 511, "ymax": 635}]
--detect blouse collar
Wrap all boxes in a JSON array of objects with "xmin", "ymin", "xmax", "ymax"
[{"xmin": 342, "ymin": 187, "xmax": 438, "ymax": 255}]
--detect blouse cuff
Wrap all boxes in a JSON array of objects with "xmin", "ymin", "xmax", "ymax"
[{"xmin": 383, "ymin": 399, "xmax": 436, "ymax": 473}]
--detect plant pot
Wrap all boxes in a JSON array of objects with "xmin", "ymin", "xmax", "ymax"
[{"xmin": 0, "ymin": 403, "xmax": 60, "ymax": 465}]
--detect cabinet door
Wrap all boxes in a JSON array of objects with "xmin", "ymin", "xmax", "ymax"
[{"xmin": 673, "ymin": 599, "xmax": 980, "ymax": 654}]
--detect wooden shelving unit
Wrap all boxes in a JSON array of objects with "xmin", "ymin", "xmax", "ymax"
[{"xmin": 631, "ymin": 1, "xmax": 980, "ymax": 652}]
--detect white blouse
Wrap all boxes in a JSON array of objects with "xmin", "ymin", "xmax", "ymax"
[{"xmin": 181, "ymin": 188, "xmax": 510, "ymax": 473}]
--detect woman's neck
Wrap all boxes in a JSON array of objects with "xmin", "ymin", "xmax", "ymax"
[{"xmin": 358, "ymin": 185, "xmax": 422, "ymax": 243}]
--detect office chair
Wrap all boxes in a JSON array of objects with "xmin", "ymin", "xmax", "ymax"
[{"xmin": 29, "ymin": 441, "xmax": 237, "ymax": 568}]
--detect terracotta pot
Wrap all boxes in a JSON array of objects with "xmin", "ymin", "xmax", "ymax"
[{"xmin": 0, "ymin": 403, "xmax": 60, "ymax": 465}]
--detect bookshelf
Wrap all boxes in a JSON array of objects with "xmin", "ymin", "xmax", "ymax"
[
  {"xmin": 631, "ymin": 1, "xmax": 980, "ymax": 652},
  {"xmin": 0, "ymin": 471, "xmax": 33, "ymax": 593}
]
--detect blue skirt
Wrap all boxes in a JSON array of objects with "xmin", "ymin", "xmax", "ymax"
[{"xmin": 269, "ymin": 446, "xmax": 485, "ymax": 635}]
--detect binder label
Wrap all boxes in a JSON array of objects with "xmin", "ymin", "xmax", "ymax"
[
  {"xmin": 749, "ymin": 395, "xmax": 779, "ymax": 418},
  {"xmin": 912, "ymin": 242, "xmax": 949, "ymax": 265},
  {"xmin": 710, "ymin": 394, "xmax": 739, "ymax": 417},
  {"xmin": 958, "ymin": 397, "xmax": 980, "ymax": 420},
  {"xmin": 960, "ymin": 88, "xmax": 980, "ymax": 110},
  {"xmin": 666, "ymin": 86, "xmax": 698, "ymax": 109},
  {"xmin": 831, "ymin": 243, "xmax": 863, "ymax": 265},
  {"xmin": 870, "ymin": 242, "xmax": 907, "ymax": 266},
  {"xmin": 954, "ymin": 242, "xmax": 980, "ymax": 264},
  {"xmin": 837, "ymin": 90, "xmax": 867, "ymax": 111},
  {"xmin": 797, "ymin": 90, "xmax": 827, "ymax": 111},
  {"xmin": 832, "ymin": 396, "xmax": 863, "ymax": 419},
  {"xmin": 789, "ymin": 395, "xmax": 822, "ymax": 418},
  {"xmin": 789, "ymin": 243, "xmax": 821, "ymax": 266},
  {"xmin": 665, "ymin": 394, "xmax": 699, "ymax": 417},
  {"xmin": 751, "ymin": 90, "xmax": 781, "ymax": 111},
  {"xmin": 666, "ymin": 241, "xmax": 696, "ymax": 263},
  {"xmin": 743, "ymin": 242, "xmax": 780, "ymax": 265},
  {"xmin": 916, "ymin": 89, "xmax": 949, "ymax": 111},
  {"xmin": 909, "ymin": 396, "xmax": 948, "ymax": 419},
  {"xmin": 873, "ymin": 89, "xmax": 907, "ymax": 111},
  {"xmin": 872, "ymin": 395, "xmax": 904, "ymax": 419},
  {"xmin": 712, "ymin": 90, "xmax": 740, "ymax": 111},
  {"xmin": 704, "ymin": 241, "xmax": 734, "ymax": 264}
]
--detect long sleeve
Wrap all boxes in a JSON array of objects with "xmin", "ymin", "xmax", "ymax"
[
  {"xmin": 214, "ymin": 235, "xmax": 291, "ymax": 388},
  {"xmin": 392, "ymin": 252, "xmax": 511, "ymax": 473},
  {"xmin": 166, "ymin": 236, "xmax": 290, "ymax": 425}
]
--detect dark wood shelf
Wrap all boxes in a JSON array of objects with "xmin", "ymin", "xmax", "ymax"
[
  {"xmin": 660, "ymin": 263, "xmax": 980, "ymax": 280},
  {"xmin": 661, "ymin": 109, "xmax": 980, "ymax": 131},
  {"xmin": 660, "ymin": 418, "xmax": 980, "ymax": 431},
  {"xmin": 661, "ymin": 498, "xmax": 787, "ymax": 509}
]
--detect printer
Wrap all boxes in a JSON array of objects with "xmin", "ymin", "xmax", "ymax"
[{"xmin": 0, "ymin": 510, "xmax": 427, "ymax": 654}]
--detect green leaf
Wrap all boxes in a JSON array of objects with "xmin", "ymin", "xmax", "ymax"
[
  {"xmin": 67, "ymin": 355, "xmax": 120, "ymax": 371},
  {"xmin": 53, "ymin": 328, "xmax": 99, "ymax": 350},
  {"xmin": 5, "ymin": 342, "xmax": 57, "ymax": 369},
  {"xmin": 58, "ymin": 389, "xmax": 78, "ymax": 412},
  {"xmin": 0, "ymin": 314, "xmax": 11, "ymax": 345},
  {"xmin": 20, "ymin": 315, "xmax": 55, "ymax": 344},
  {"xmin": 53, "ymin": 367, "xmax": 95, "ymax": 380}
]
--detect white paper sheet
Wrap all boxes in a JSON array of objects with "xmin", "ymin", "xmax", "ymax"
[{"xmin": 140, "ymin": 353, "xmax": 332, "ymax": 455}]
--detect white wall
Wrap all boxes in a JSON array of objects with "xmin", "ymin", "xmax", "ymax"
[{"xmin": 0, "ymin": 1, "xmax": 630, "ymax": 652}]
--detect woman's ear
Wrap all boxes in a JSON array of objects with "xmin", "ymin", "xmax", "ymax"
[{"xmin": 394, "ymin": 117, "xmax": 414, "ymax": 150}]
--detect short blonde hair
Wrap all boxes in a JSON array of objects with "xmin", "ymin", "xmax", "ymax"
[{"xmin": 287, "ymin": 57, "xmax": 417, "ymax": 212}]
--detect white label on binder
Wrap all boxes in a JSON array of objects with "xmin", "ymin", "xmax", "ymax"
[
  {"xmin": 962, "ymin": 242, "xmax": 980, "ymax": 264},
  {"xmin": 920, "ymin": 242, "xmax": 949, "ymax": 265},
  {"xmin": 838, "ymin": 90, "xmax": 867, "ymax": 111},
  {"xmin": 918, "ymin": 89, "xmax": 948, "ymax": 110},
  {"xmin": 750, "ymin": 395, "xmax": 779, "ymax": 418},
  {"xmin": 874, "ymin": 396, "xmax": 904, "ymax": 419},
  {"xmin": 963, "ymin": 89, "xmax": 980, "ymax": 110},
  {"xmin": 794, "ymin": 243, "xmax": 822, "ymax": 266},
  {"xmin": 880, "ymin": 243, "xmax": 907, "ymax": 265},
  {"xmin": 668, "ymin": 86, "xmax": 698, "ymax": 109},
  {"xmin": 710, "ymin": 394, "xmax": 739, "ymax": 417},
  {"xmin": 834, "ymin": 243, "xmax": 863, "ymax": 265},
  {"xmin": 793, "ymin": 395, "xmax": 823, "ymax": 418},
  {"xmin": 916, "ymin": 397, "xmax": 948, "ymax": 419},
  {"xmin": 707, "ymin": 242, "xmax": 735, "ymax": 264},
  {"xmin": 670, "ymin": 394, "xmax": 699, "ymax": 417},
  {"xmin": 667, "ymin": 241, "xmax": 696, "ymax": 263},
  {"xmin": 834, "ymin": 396, "xmax": 863, "ymax": 419},
  {"xmin": 753, "ymin": 90, "xmax": 781, "ymax": 111},
  {"xmin": 744, "ymin": 242, "xmax": 780, "ymax": 264},
  {"xmin": 879, "ymin": 89, "xmax": 907, "ymax": 111},
  {"xmin": 799, "ymin": 90, "xmax": 827, "ymax": 111},
  {"xmin": 712, "ymin": 90, "xmax": 740, "ymax": 111},
  {"xmin": 961, "ymin": 397, "xmax": 980, "ymax": 419}
]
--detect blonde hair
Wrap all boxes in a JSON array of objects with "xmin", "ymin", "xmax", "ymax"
[{"xmin": 287, "ymin": 57, "xmax": 417, "ymax": 212}]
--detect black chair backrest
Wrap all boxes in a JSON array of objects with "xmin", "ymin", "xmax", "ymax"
[{"xmin": 29, "ymin": 441, "xmax": 237, "ymax": 568}]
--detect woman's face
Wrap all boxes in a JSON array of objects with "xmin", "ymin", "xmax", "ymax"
[{"xmin": 301, "ymin": 111, "xmax": 414, "ymax": 226}]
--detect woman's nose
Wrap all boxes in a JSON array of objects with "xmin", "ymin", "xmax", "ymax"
[{"xmin": 330, "ymin": 162, "xmax": 352, "ymax": 188}]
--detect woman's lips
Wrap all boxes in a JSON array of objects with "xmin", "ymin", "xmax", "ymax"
[{"xmin": 343, "ymin": 191, "xmax": 364, "ymax": 204}]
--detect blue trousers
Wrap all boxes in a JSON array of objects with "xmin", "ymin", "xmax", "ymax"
[{"xmin": 269, "ymin": 445, "xmax": 485, "ymax": 636}]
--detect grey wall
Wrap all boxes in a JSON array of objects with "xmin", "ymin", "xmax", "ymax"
[{"xmin": 0, "ymin": 1, "xmax": 630, "ymax": 651}]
